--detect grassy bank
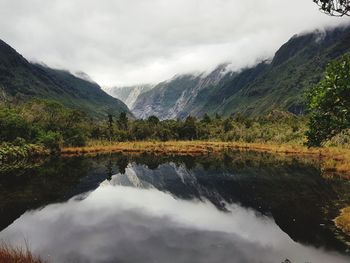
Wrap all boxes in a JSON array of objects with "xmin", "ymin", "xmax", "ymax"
[
  {"xmin": 0, "ymin": 143, "xmax": 49, "ymax": 162},
  {"xmin": 62, "ymin": 140, "xmax": 350, "ymax": 179},
  {"xmin": 335, "ymin": 207, "xmax": 350, "ymax": 235},
  {"xmin": 0, "ymin": 244, "xmax": 43, "ymax": 263}
]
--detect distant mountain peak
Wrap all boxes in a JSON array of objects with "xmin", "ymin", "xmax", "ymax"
[{"xmin": 104, "ymin": 84, "xmax": 153, "ymax": 109}]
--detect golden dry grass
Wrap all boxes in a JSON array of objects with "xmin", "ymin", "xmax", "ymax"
[
  {"xmin": 61, "ymin": 140, "xmax": 350, "ymax": 179},
  {"xmin": 335, "ymin": 207, "xmax": 350, "ymax": 235},
  {"xmin": 0, "ymin": 244, "xmax": 44, "ymax": 263}
]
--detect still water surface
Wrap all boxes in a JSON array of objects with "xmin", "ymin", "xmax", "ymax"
[{"xmin": 0, "ymin": 152, "xmax": 350, "ymax": 263}]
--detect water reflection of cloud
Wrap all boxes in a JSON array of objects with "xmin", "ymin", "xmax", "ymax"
[{"xmin": 1, "ymin": 183, "xmax": 349, "ymax": 263}]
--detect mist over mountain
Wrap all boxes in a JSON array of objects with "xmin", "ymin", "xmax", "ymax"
[
  {"xmin": 104, "ymin": 85, "xmax": 153, "ymax": 109},
  {"xmin": 2, "ymin": 24, "xmax": 350, "ymax": 121},
  {"xmin": 130, "ymin": 25, "xmax": 350, "ymax": 119},
  {"xmin": 0, "ymin": 39, "xmax": 131, "ymax": 118}
]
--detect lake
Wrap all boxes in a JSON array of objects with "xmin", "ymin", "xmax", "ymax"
[{"xmin": 0, "ymin": 151, "xmax": 350, "ymax": 263}]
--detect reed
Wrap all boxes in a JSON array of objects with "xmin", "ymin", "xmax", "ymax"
[
  {"xmin": 335, "ymin": 207, "xmax": 350, "ymax": 235},
  {"xmin": 62, "ymin": 140, "xmax": 350, "ymax": 179},
  {"xmin": 0, "ymin": 244, "xmax": 44, "ymax": 263}
]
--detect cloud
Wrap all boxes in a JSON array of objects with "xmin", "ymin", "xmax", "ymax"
[
  {"xmin": 0, "ymin": 0, "xmax": 348, "ymax": 86},
  {"xmin": 2, "ymin": 182, "xmax": 349, "ymax": 263}
]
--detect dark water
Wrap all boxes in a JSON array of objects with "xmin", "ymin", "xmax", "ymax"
[{"xmin": 0, "ymin": 151, "xmax": 350, "ymax": 263}]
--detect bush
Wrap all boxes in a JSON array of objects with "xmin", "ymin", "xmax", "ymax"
[
  {"xmin": 37, "ymin": 131, "xmax": 62, "ymax": 153},
  {"xmin": 63, "ymin": 128, "xmax": 87, "ymax": 147},
  {"xmin": 306, "ymin": 55, "xmax": 350, "ymax": 146},
  {"xmin": 0, "ymin": 108, "xmax": 34, "ymax": 142}
]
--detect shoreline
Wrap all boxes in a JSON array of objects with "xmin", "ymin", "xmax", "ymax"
[
  {"xmin": 62, "ymin": 141, "xmax": 350, "ymax": 179},
  {"xmin": 0, "ymin": 244, "xmax": 43, "ymax": 263},
  {"xmin": 335, "ymin": 207, "xmax": 350, "ymax": 237}
]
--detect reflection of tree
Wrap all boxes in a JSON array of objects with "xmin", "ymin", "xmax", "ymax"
[
  {"xmin": 106, "ymin": 156, "xmax": 113, "ymax": 179},
  {"xmin": 116, "ymin": 155, "xmax": 129, "ymax": 174},
  {"xmin": 138, "ymin": 154, "xmax": 161, "ymax": 170},
  {"xmin": 183, "ymin": 158, "xmax": 196, "ymax": 170}
]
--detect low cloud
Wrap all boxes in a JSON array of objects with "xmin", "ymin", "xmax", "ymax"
[{"xmin": 0, "ymin": 0, "xmax": 348, "ymax": 86}]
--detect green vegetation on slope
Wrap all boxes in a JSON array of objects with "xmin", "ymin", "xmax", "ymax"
[
  {"xmin": 202, "ymin": 26, "xmax": 350, "ymax": 117},
  {"xmin": 133, "ymin": 26, "xmax": 350, "ymax": 119},
  {"xmin": 0, "ymin": 98, "xmax": 309, "ymax": 153},
  {"xmin": 0, "ymin": 99, "xmax": 91, "ymax": 156},
  {"xmin": 100, "ymin": 110, "xmax": 309, "ymax": 145},
  {"xmin": 306, "ymin": 54, "xmax": 350, "ymax": 146},
  {"xmin": 0, "ymin": 39, "xmax": 131, "ymax": 119}
]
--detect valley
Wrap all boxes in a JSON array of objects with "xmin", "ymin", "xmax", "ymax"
[
  {"xmin": 104, "ymin": 26, "xmax": 350, "ymax": 120},
  {"xmin": 1, "ymin": 2, "xmax": 350, "ymax": 262}
]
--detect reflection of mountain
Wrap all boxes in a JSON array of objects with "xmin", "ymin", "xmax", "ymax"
[
  {"xmin": 0, "ymin": 157, "xmax": 111, "ymax": 232},
  {"xmin": 108, "ymin": 156, "xmax": 350, "ymax": 252},
  {"xmin": 1, "ymin": 152, "xmax": 350, "ymax": 254},
  {"xmin": 3, "ymin": 185, "xmax": 349, "ymax": 263},
  {"xmin": 110, "ymin": 163, "xmax": 228, "ymax": 210}
]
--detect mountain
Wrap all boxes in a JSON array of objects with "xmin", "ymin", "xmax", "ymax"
[
  {"xmin": 133, "ymin": 25, "xmax": 350, "ymax": 119},
  {"xmin": 133, "ymin": 74, "xmax": 203, "ymax": 119},
  {"xmin": 104, "ymin": 84, "xmax": 153, "ymax": 109},
  {"xmin": 0, "ymin": 39, "xmax": 131, "ymax": 118}
]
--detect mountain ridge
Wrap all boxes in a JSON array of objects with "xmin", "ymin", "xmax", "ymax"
[
  {"xmin": 131, "ymin": 25, "xmax": 350, "ymax": 119},
  {"xmin": 0, "ymin": 39, "xmax": 131, "ymax": 118}
]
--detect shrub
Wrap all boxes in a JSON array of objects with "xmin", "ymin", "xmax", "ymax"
[{"xmin": 37, "ymin": 131, "xmax": 62, "ymax": 153}]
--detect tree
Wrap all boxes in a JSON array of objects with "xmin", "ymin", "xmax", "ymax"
[
  {"xmin": 223, "ymin": 118, "xmax": 233, "ymax": 132},
  {"xmin": 107, "ymin": 114, "xmax": 114, "ymax": 141},
  {"xmin": 201, "ymin": 113, "xmax": 211, "ymax": 124},
  {"xmin": 306, "ymin": 55, "xmax": 350, "ymax": 146},
  {"xmin": 0, "ymin": 108, "xmax": 34, "ymax": 142},
  {"xmin": 314, "ymin": 0, "xmax": 350, "ymax": 16},
  {"xmin": 215, "ymin": 113, "xmax": 221, "ymax": 120},
  {"xmin": 117, "ymin": 112, "xmax": 128, "ymax": 131},
  {"xmin": 147, "ymin": 115, "xmax": 160, "ymax": 125},
  {"xmin": 181, "ymin": 116, "xmax": 198, "ymax": 140}
]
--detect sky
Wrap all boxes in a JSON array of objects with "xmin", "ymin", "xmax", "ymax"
[{"xmin": 0, "ymin": 0, "xmax": 349, "ymax": 87}]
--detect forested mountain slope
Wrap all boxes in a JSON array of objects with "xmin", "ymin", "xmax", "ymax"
[
  {"xmin": 133, "ymin": 25, "xmax": 350, "ymax": 119},
  {"xmin": 0, "ymin": 39, "xmax": 131, "ymax": 118}
]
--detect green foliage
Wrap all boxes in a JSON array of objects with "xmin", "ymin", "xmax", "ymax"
[
  {"xmin": 107, "ymin": 114, "xmax": 114, "ymax": 140},
  {"xmin": 37, "ymin": 131, "xmax": 61, "ymax": 152},
  {"xmin": 306, "ymin": 55, "xmax": 350, "ymax": 146},
  {"xmin": 314, "ymin": 0, "xmax": 350, "ymax": 16},
  {"xmin": 0, "ymin": 108, "xmax": 35, "ymax": 142},
  {"xmin": 133, "ymin": 27, "xmax": 350, "ymax": 119},
  {"xmin": 92, "ymin": 110, "xmax": 306, "ymax": 144},
  {"xmin": 201, "ymin": 113, "xmax": 211, "ymax": 124},
  {"xmin": 0, "ymin": 99, "xmax": 90, "ymax": 154},
  {"xmin": 0, "ymin": 142, "xmax": 46, "ymax": 162},
  {"xmin": 0, "ymin": 39, "xmax": 131, "ymax": 119},
  {"xmin": 147, "ymin": 115, "xmax": 160, "ymax": 125},
  {"xmin": 180, "ymin": 116, "xmax": 198, "ymax": 140},
  {"xmin": 117, "ymin": 112, "xmax": 129, "ymax": 131},
  {"xmin": 223, "ymin": 118, "xmax": 233, "ymax": 132},
  {"xmin": 0, "ymin": 98, "xmax": 308, "ymax": 161}
]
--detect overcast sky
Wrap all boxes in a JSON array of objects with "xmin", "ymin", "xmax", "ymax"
[{"xmin": 0, "ymin": 0, "xmax": 349, "ymax": 87}]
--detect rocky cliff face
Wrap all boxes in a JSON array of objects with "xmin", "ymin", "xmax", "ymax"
[
  {"xmin": 131, "ymin": 25, "xmax": 350, "ymax": 119},
  {"xmin": 132, "ymin": 65, "xmax": 231, "ymax": 120},
  {"xmin": 104, "ymin": 85, "xmax": 153, "ymax": 109}
]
